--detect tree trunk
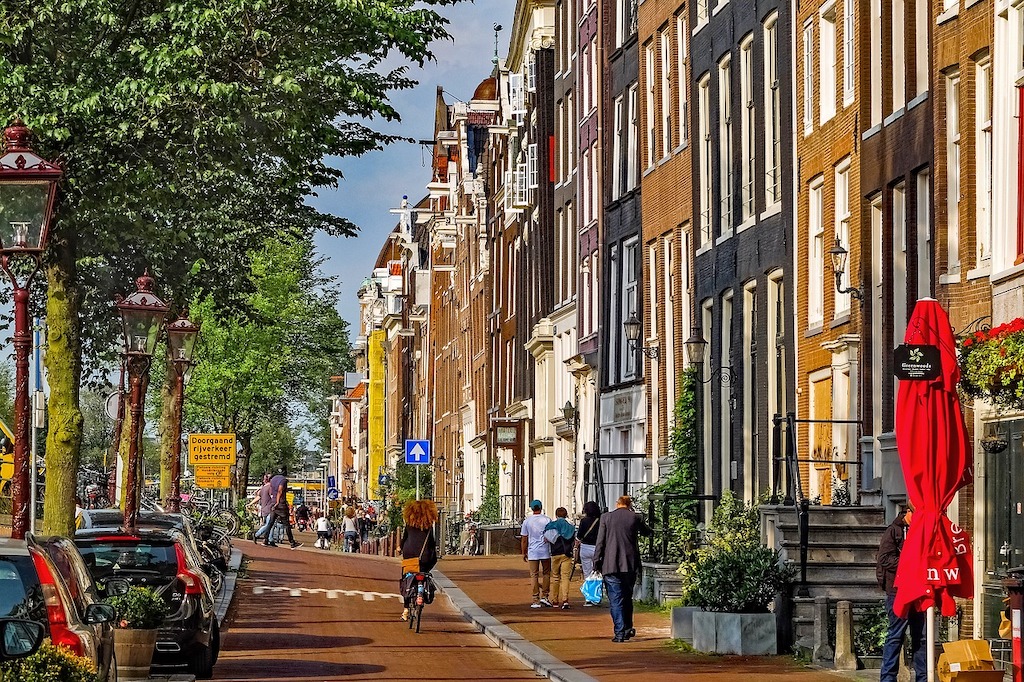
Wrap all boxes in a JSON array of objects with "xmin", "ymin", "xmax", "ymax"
[
  {"xmin": 158, "ymin": 358, "xmax": 178, "ymax": 504},
  {"xmin": 42, "ymin": 238, "xmax": 83, "ymax": 537},
  {"xmin": 234, "ymin": 430, "xmax": 252, "ymax": 499}
]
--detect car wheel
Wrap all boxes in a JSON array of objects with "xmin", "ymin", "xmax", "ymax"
[{"xmin": 190, "ymin": 644, "xmax": 214, "ymax": 679}]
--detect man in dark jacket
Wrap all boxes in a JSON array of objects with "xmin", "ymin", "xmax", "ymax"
[
  {"xmin": 876, "ymin": 504, "xmax": 926, "ymax": 682},
  {"xmin": 593, "ymin": 495, "xmax": 653, "ymax": 642}
]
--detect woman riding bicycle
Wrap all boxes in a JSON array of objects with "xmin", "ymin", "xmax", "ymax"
[{"xmin": 399, "ymin": 499, "xmax": 438, "ymax": 621}]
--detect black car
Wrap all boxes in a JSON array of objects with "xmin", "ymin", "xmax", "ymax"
[
  {"xmin": 74, "ymin": 528, "xmax": 220, "ymax": 678},
  {"xmin": 0, "ymin": 536, "xmax": 117, "ymax": 681},
  {"xmin": 78, "ymin": 510, "xmax": 229, "ymax": 592}
]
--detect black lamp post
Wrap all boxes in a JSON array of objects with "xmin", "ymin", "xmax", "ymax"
[
  {"xmin": 0, "ymin": 122, "xmax": 62, "ymax": 539},
  {"xmin": 165, "ymin": 313, "xmax": 199, "ymax": 512},
  {"xmin": 828, "ymin": 237, "xmax": 864, "ymax": 302},
  {"xmin": 116, "ymin": 272, "xmax": 169, "ymax": 534},
  {"xmin": 623, "ymin": 311, "xmax": 660, "ymax": 359}
]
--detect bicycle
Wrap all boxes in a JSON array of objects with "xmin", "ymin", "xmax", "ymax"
[{"xmin": 404, "ymin": 572, "xmax": 434, "ymax": 633}]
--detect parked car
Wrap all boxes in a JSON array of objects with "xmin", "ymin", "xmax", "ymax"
[
  {"xmin": 0, "ymin": 536, "xmax": 117, "ymax": 681},
  {"xmin": 78, "ymin": 510, "xmax": 229, "ymax": 593},
  {"xmin": 74, "ymin": 528, "xmax": 220, "ymax": 678}
]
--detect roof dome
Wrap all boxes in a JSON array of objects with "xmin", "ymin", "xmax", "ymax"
[{"xmin": 472, "ymin": 77, "xmax": 497, "ymax": 101}]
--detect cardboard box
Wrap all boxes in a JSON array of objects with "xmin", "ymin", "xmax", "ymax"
[{"xmin": 937, "ymin": 640, "xmax": 1004, "ymax": 682}]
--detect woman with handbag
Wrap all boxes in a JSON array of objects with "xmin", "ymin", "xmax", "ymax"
[
  {"xmin": 576, "ymin": 501, "xmax": 602, "ymax": 605},
  {"xmin": 399, "ymin": 499, "xmax": 438, "ymax": 621}
]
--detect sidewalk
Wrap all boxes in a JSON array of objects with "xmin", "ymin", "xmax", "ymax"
[{"xmin": 436, "ymin": 555, "xmax": 872, "ymax": 682}]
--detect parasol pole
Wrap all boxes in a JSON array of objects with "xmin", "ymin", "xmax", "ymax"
[{"xmin": 927, "ymin": 605, "xmax": 935, "ymax": 682}]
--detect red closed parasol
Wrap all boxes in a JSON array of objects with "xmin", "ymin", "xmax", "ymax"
[{"xmin": 894, "ymin": 298, "xmax": 974, "ymax": 621}]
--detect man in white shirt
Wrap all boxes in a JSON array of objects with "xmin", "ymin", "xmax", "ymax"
[{"xmin": 520, "ymin": 499, "xmax": 553, "ymax": 608}]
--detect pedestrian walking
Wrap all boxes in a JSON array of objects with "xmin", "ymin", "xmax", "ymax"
[
  {"xmin": 593, "ymin": 495, "xmax": 652, "ymax": 642},
  {"xmin": 876, "ymin": 503, "xmax": 926, "ymax": 682},
  {"xmin": 270, "ymin": 466, "xmax": 302, "ymax": 549},
  {"xmin": 520, "ymin": 499, "xmax": 553, "ymax": 608},
  {"xmin": 544, "ymin": 507, "xmax": 576, "ymax": 609},
  {"xmin": 576, "ymin": 500, "xmax": 602, "ymax": 605},
  {"xmin": 315, "ymin": 514, "xmax": 332, "ymax": 549},
  {"xmin": 399, "ymin": 499, "xmax": 438, "ymax": 621},
  {"xmin": 252, "ymin": 474, "xmax": 277, "ymax": 546},
  {"xmin": 342, "ymin": 506, "xmax": 360, "ymax": 552}
]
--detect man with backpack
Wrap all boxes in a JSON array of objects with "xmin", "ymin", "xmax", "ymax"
[{"xmin": 544, "ymin": 507, "xmax": 576, "ymax": 609}]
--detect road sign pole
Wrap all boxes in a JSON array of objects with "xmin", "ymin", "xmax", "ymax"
[{"xmin": 416, "ymin": 465, "xmax": 420, "ymax": 501}]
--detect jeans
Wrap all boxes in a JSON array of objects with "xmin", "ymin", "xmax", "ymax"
[
  {"xmin": 880, "ymin": 592, "xmax": 927, "ymax": 682},
  {"xmin": 604, "ymin": 571, "xmax": 637, "ymax": 638},
  {"xmin": 255, "ymin": 513, "xmax": 275, "ymax": 541},
  {"xmin": 528, "ymin": 558, "xmax": 551, "ymax": 602},
  {"xmin": 579, "ymin": 544, "xmax": 596, "ymax": 579},
  {"xmin": 344, "ymin": 531, "xmax": 358, "ymax": 552}
]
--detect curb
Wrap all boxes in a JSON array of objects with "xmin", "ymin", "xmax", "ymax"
[
  {"xmin": 215, "ymin": 547, "xmax": 243, "ymax": 627},
  {"xmin": 432, "ymin": 568, "xmax": 599, "ymax": 682}
]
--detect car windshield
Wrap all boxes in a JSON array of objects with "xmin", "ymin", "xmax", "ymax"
[
  {"xmin": 0, "ymin": 556, "xmax": 46, "ymax": 623},
  {"xmin": 74, "ymin": 540, "xmax": 178, "ymax": 581}
]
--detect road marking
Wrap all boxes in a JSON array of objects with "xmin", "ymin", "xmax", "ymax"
[{"xmin": 252, "ymin": 585, "xmax": 400, "ymax": 600}]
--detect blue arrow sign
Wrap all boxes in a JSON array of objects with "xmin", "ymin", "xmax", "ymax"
[
  {"xmin": 327, "ymin": 488, "xmax": 339, "ymax": 501},
  {"xmin": 405, "ymin": 439, "xmax": 430, "ymax": 465}
]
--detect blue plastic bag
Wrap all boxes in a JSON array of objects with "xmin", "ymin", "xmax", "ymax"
[{"xmin": 580, "ymin": 571, "xmax": 604, "ymax": 604}]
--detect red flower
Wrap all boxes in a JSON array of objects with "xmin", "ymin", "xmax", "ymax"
[{"xmin": 963, "ymin": 338, "xmax": 974, "ymax": 347}]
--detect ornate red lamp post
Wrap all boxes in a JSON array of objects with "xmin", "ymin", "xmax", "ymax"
[
  {"xmin": 165, "ymin": 314, "xmax": 199, "ymax": 513},
  {"xmin": 0, "ymin": 122, "xmax": 62, "ymax": 539},
  {"xmin": 116, "ymin": 272, "xmax": 169, "ymax": 534}
]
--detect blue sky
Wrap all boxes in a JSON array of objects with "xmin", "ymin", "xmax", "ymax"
[{"xmin": 309, "ymin": 2, "xmax": 516, "ymax": 332}]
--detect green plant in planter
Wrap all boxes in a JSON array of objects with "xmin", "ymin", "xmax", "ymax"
[
  {"xmin": 0, "ymin": 641, "xmax": 98, "ymax": 682},
  {"xmin": 105, "ymin": 586, "xmax": 168, "ymax": 629},
  {"xmin": 679, "ymin": 490, "xmax": 794, "ymax": 613},
  {"xmin": 959, "ymin": 317, "xmax": 1024, "ymax": 411}
]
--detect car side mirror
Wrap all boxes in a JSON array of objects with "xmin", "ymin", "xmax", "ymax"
[
  {"xmin": 0, "ymin": 619, "xmax": 44, "ymax": 660},
  {"xmin": 85, "ymin": 603, "xmax": 117, "ymax": 625}
]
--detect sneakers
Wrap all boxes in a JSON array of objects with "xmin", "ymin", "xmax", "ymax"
[
  {"xmin": 263, "ymin": 541, "xmax": 277, "ymax": 547},
  {"xmin": 538, "ymin": 598, "xmax": 553, "ymax": 607},
  {"xmin": 401, "ymin": 609, "xmax": 410, "ymax": 621},
  {"xmin": 290, "ymin": 542, "xmax": 303, "ymax": 549},
  {"xmin": 530, "ymin": 602, "xmax": 544, "ymax": 609},
  {"xmin": 625, "ymin": 628, "xmax": 636, "ymax": 640},
  {"xmin": 560, "ymin": 602, "xmax": 570, "ymax": 610},
  {"xmin": 583, "ymin": 601, "xmax": 597, "ymax": 607}
]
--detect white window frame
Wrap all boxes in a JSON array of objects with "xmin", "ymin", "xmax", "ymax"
[
  {"xmin": 764, "ymin": 13, "xmax": 781, "ymax": 206},
  {"xmin": 808, "ymin": 177, "xmax": 825, "ymax": 327},
  {"xmin": 719, "ymin": 55, "xmax": 733, "ymax": 230},
  {"xmin": 676, "ymin": 12, "xmax": 688, "ymax": 146},
  {"xmin": 976, "ymin": 59, "xmax": 992, "ymax": 265},
  {"xmin": 510, "ymin": 72, "xmax": 526, "ymax": 121},
  {"xmin": 527, "ymin": 143, "xmax": 539, "ymax": 190},
  {"xmin": 613, "ymin": 96, "xmax": 624, "ymax": 201},
  {"xmin": 803, "ymin": 20, "xmax": 814, "ymax": 134},
  {"xmin": 526, "ymin": 57, "xmax": 536, "ymax": 93},
  {"xmin": 661, "ymin": 29, "xmax": 673, "ymax": 158},
  {"xmin": 820, "ymin": 3, "xmax": 837, "ymax": 123},
  {"xmin": 834, "ymin": 159, "xmax": 851, "ymax": 316},
  {"xmin": 622, "ymin": 238, "xmax": 640, "ymax": 380},
  {"xmin": 627, "ymin": 84, "xmax": 639, "ymax": 190},
  {"xmin": 698, "ymin": 74, "xmax": 712, "ymax": 245},
  {"xmin": 946, "ymin": 72, "xmax": 961, "ymax": 274},
  {"xmin": 842, "ymin": 0, "xmax": 855, "ymax": 105},
  {"xmin": 645, "ymin": 41, "xmax": 657, "ymax": 168},
  {"xmin": 697, "ymin": 0, "xmax": 709, "ymax": 26},
  {"xmin": 916, "ymin": 171, "xmax": 931, "ymax": 298},
  {"xmin": 740, "ymin": 35, "xmax": 755, "ymax": 222},
  {"xmin": 514, "ymin": 161, "xmax": 529, "ymax": 207},
  {"xmin": 914, "ymin": 0, "xmax": 927, "ymax": 96},
  {"xmin": 870, "ymin": 0, "xmax": 882, "ymax": 125},
  {"xmin": 892, "ymin": 0, "xmax": 906, "ymax": 112}
]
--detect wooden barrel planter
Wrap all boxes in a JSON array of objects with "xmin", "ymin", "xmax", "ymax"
[{"xmin": 113, "ymin": 628, "xmax": 158, "ymax": 679}]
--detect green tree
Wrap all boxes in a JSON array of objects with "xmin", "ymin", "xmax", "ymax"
[{"xmin": 0, "ymin": 0, "xmax": 458, "ymax": 535}]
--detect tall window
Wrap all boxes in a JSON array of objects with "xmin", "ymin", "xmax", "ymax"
[
  {"xmin": 808, "ymin": 178, "xmax": 825, "ymax": 327},
  {"xmin": 719, "ymin": 55, "xmax": 733, "ymax": 230},
  {"xmin": 842, "ymin": 0, "xmax": 854, "ymax": 104},
  {"xmin": 660, "ymin": 29, "xmax": 673, "ymax": 156},
  {"xmin": 893, "ymin": 184, "xmax": 908, "ymax": 342},
  {"xmin": 946, "ymin": 72, "xmax": 961, "ymax": 273},
  {"xmin": 892, "ymin": 0, "xmax": 906, "ymax": 111},
  {"xmin": 697, "ymin": 0, "xmax": 709, "ymax": 25},
  {"xmin": 835, "ymin": 160, "xmax": 851, "ymax": 315},
  {"xmin": 820, "ymin": 5, "xmax": 837, "ymax": 123},
  {"xmin": 764, "ymin": 14, "xmax": 781, "ymax": 205},
  {"xmin": 803, "ymin": 21, "xmax": 814, "ymax": 133},
  {"xmin": 613, "ymin": 96, "xmax": 624, "ymax": 200},
  {"xmin": 870, "ymin": 0, "xmax": 881, "ymax": 125},
  {"xmin": 915, "ymin": 0, "xmax": 927, "ymax": 96},
  {"xmin": 742, "ymin": 281, "xmax": 757, "ymax": 502},
  {"xmin": 767, "ymin": 270, "xmax": 786, "ymax": 493},
  {"xmin": 676, "ymin": 12, "xmax": 688, "ymax": 145},
  {"xmin": 645, "ymin": 41, "xmax": 657, "ymax": 167},
  {"xmin": 698, "ymin": 74, "xmax": 712, "ymax": 245},
  {"xmin": 622, "ymin": 239, "xmax": 640, "ymax": 380},
  {"xmin": 581, "ymin": 149, "xmax": 591, "ymax": 224},
  {"xmin": 582, "ymin": 45, "xmax": 591, "ymax": 115},
  {"xmin": 627, "ymin": 84, "xmax": 639, "ymax": 190},
  {"xmin": 720, "ymin": 291, "xmax": 734, "ymax": 489},
  {"xmin": 976, "ymin": 59, "xmax": 992, "ymax": 264},
  {"xmin": 916, "ymin": 172, "xmax": 931, "ymax": 298},
  {"xmin": 740, "ymin": 36, "xmax": 755, "ymax": 221}
]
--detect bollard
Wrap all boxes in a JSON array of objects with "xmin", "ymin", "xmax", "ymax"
[
  {"xmin": 813, "ymin": 596, "xmax": 835, "ymax": 663},
  {"xmin": 834, "ymin": 600, "xmax": 857, "ymax": 670}
]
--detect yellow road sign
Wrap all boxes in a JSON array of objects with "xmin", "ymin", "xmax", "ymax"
[
  {"xmin": 194, "ymin": 472, "xmax": 232, "ymax": 489},
  {"xmin": 188, "ymin": 434, "xmax": 236, "ymax": 466},
  {"xmin": 193, "ymin": 465, "xmax": 231, "ymax": 479}
]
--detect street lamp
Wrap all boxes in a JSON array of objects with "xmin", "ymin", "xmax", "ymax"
[
  {"xmin": 623, "ymin": 311, "xmax": 660, "ymax": 359},
  {"xmin": 828, "ymin": 237, "xmax": 864, "ymax": 302},
  {"xmin": 116, "ymin": 271, "xmax": 169, "ymax": 534},
  {"xmin": 0, "ymin": 122, "xmax": 62, "ymax": 539},
  {"xmin": 165, "ymin": 313, "xmax": 199, "ymax": 512}
]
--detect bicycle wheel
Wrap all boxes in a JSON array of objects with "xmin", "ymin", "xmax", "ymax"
[
  {"xmin": 407, "ymin": 606, "xmax": 415, "ymax": 630},
  {"xmin": 415, "ymin": 603, "xmax": 424, "ymax": 633},
  {"xmin": 216, "ymin": 509, "xmax": 240, "ymax": 535}
]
